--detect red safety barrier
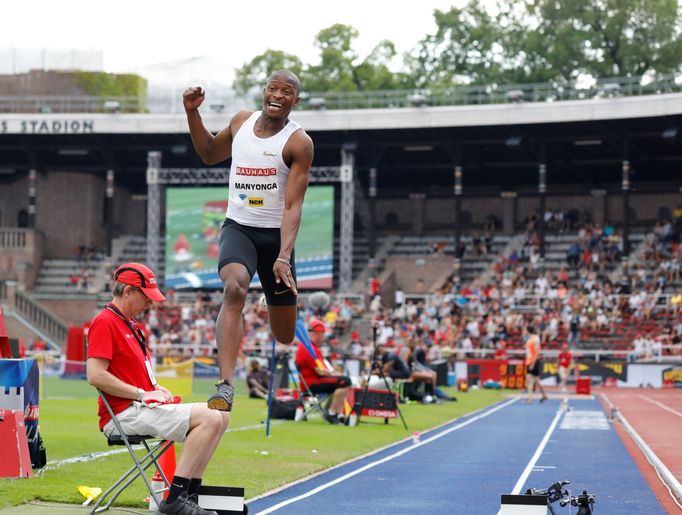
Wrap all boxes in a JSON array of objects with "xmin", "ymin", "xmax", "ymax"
[
  {"xmin": 0, "ymin": 306, "xmax": 10, "ymax": 358},
  {"xmin": 64, "ymin": 325, "xmax": 87, "ymax": 376},
  {"xmin": 0, "ymin": 410, "xmax": 32, "ymax": 478},
  {"xmin": 576, "ymin": 377, "xmax": 591, "ymax": 395}
]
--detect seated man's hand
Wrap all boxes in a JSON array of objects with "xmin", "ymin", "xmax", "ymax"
[
  {"xmin": 140, "ymin": 390, "xmax": 168, "ymax": 407},
  {"xmin": 154, "ymin": 384, "xmax": 173, "ymax": 402}
]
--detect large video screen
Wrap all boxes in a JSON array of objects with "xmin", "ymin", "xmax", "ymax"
[{"xmin": 164, "ymin": 186, "xmax": 333, "ymax": 290}]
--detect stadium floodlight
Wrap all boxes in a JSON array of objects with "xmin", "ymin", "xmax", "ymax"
[
  {"xmin": 103, "ymin": 100, "xmax": 121, "ymax": 113},
  {"xmin": 58, "ymin": 149, "xmax": 89, "ymax": 156},
  {"xmin": 505, "ymin": 135, "xmax": 522, "ymax": 147},
  {"xmin": 662, "ymin": 127, "xmax": 678, "ymax": 140},
  {"xmin": 407, "ymin": 93, "xmax": 427, "ymax": 107},
  {"xmin": 403, "ymin": 145, "xmax": 433, "ymax": 152},
  {"xmin": 505, "ymin": 89, "xmax": 525, "ymax": 103},
  {"xmin": 309, "ymin": 97, "xmax": 326, "ymax": 110},
  {"xmin": 602, "ymin": 83, "xmax": 621, "ymax": 97},
  {"xmin": 209, "ymin": 102, "xmax": 225, "ymax": 113}
]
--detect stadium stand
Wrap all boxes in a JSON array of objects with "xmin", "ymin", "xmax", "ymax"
[{"xmin": 0, "ymin": 71, "xmax": 681, "ymax": 373}]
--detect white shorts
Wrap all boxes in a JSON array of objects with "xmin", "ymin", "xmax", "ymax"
[
  {"xmin": 103, "ymin": 401, "xmax": 196, "ymax": 443},
  {"xmin": 558, "ymin": 366, "xmax": 569, "ymax": 381}
]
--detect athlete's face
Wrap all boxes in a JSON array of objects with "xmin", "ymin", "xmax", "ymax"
[{"xmin": 263, "ymin": 75, "xmax": 299, "ymax": 118}]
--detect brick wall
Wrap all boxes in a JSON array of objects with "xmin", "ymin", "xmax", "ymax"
[
  {"xmin": 35, "ymin": 170, "xmax": 106, "ymax": 256},
  {"xmin": 0, "ymin": 70, "xmax": 87, "ymax": 96},
  {"xmin": 0, "ymin": 173, "xmax": 29, "ymax": 228},
  {"xmin": 0, "ymin": 229, "xmax": 43, "ymax": 288},
  {"xmin": 38, "ymin": 298, "xmax": 98, "ymax": 326}
]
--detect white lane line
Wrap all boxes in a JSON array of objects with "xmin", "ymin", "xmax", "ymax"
[
  {"xmin": 638, "ymin": 395, "xmax": 682, "ymax": 418},
  {"xmin": 40, "ymin": 422, "xmax": 278, "ymax": 472},
  {"xmin": 511, "ymin": 408, "xmax": 564, "ymax": 495},
  {"xmin": 254, "ymin": 397, "xmax": 520, "ymax": 515}
]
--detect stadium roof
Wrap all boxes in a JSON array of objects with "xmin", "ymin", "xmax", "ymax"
[{"xmin": 1, "ymin": 93, "xmax": 681, "ymax": 193}]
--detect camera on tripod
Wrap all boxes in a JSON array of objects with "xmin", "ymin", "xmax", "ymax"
[
  {"xmin": 560, "ymin": 490, "xmax": 596, "ymax": 515},
  {"xmin": 523, "ymin": 480, "xmax": 596, "ymax": 515},
  {"xmin": 525, "ymin": 479, "xmax": 570, "ymax": 504}
]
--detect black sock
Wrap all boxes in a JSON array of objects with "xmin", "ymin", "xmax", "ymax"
[
  {"xmin": 188, "ymin": 478, "xmax": 203, "ymax": 497},
  {"xmin": 167, "ymin": 475, "xmax": 190, "ymax": 503}
]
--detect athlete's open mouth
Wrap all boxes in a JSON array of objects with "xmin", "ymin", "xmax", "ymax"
[{"xmin": 268, "ymin": 102, "xmax": 282, "ymax": 108}]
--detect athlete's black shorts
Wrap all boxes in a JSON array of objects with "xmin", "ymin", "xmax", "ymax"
[
  {"xmin": 527, "ymin": 360, "xmax": 542, "ymax": 377},
  {"xmin": 308, "ymin": 375, "xmax": 352, "ymax": 394},
  {"xmin": 218, "ymin": 218, "xmax": 297, "ymax": 306}
]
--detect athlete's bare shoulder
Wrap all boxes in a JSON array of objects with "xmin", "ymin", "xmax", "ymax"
[
  {"xmin": 283, "ymin": 127, "xmax": 314, "ymax": 167},
  {"xmin": 289, "ymin": 127, "xmax": 314, "ymax": 152},
  {"xmin": 230, "ymin": 110, "xmax": 255, "ymax": 135}
]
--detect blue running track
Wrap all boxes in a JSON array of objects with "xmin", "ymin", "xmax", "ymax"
[{"xmin": 247, "ymin": 397, "xmax": 665, "ymax": 514}]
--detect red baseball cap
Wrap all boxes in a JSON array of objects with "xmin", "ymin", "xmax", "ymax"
[
  {"xmin": 113, "ymin": 262, "xmax": 166, "ymax": 302},
  {"xmin": 308, "ymin": 319, "xmax": 326, "ymax": 333}
]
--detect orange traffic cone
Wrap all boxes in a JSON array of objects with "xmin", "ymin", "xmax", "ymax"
[
  {"xmin": 159, "ymin": 441, "xmax": 177, "ymax": 488},
  {"xmin": 148, "ymin": 442, "xmax": 176, "ymax": 511}
]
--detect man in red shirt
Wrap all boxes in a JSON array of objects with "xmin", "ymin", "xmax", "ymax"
[
  {"xmin": 557, "ymin": 343, "xmax": 573, "ymax": 393},
  {"xmin": 493, "ymin": 340, "xmax": 508, "ymax": 360},
  {"xmin": 295, "ymin": 319, "xmax": 351, "ymax": 424},
  {"xmin": 87, "ymin": 263, "xmax": 227, "ymax": 515},
  {"xmin": 370, "ymin": 276, "xmax": 381, "ymax": 297}
]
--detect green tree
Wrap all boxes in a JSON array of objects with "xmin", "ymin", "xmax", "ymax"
[
  {"xmin": 533, "ymin": 0, "xmax": 682, "ymax": 78},
  {"xmin": 406, "ymin": 3, "xmax": 519, "ymax": 88},
  {"xmin": 303, "ymin": 24, "xmax": 360, "ymax": 92},
  {"xmin": 232, "ymin": 50, "xmax": 303, "ymax": 96},
  {"xmin": 354, "ymin": 40, "xmax": 415, "ymax": 91},
  {"xmin": 408, "ymin": 0, "xmax": 682, "ymax": 88},
  {"xmin": 233, "ymin": 23, "xmax": 408, "ymax": 96}
]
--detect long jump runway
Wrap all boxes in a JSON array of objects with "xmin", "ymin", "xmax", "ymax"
[{"xmin": 247, "ymin": 397, "xmax": 665, "ymax": 514}]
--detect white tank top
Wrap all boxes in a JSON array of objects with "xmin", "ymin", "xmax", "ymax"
[{"xmin": 226, "ymin": 111, "xmax": 301, "ymax": 228}]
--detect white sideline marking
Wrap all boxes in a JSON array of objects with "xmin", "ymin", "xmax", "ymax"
[
  {"xmin": 39, "ymin": 448, "xmax": 130, "ymax": 474},
  {"xmin": 510, "ymin": 408, "xmax": 564, "ymax": 495},
  {"xmin": 639, "ymin": 395, "xmax": 682, "ymax": 418},
  {"xmin": 559, "ymin": 410, "xmax": 609, "ymax": 430},
  {"xmin": 254, "ymin": 397, "xmax": 519, "ymax": 515},
  {"xmin": 41, "ymin": 422, "xmax": 278, "ymax": 472},
  {"xmin": 605, "ymin": 393, "xmax": 682, "ymax": 506}
]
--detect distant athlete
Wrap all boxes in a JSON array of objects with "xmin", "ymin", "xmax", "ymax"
[
  {"xmin": 557, "ymin": 343, "xmax": 572, "ymax": 392},
  {"xmin": 524, "ymin": 325, "xmax": 548, "ymax": 403},
  {"xmin": 183, "ymin": 70, "xmax": 314, "ymax": 411}
]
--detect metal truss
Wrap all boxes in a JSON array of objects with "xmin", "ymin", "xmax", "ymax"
[{"xmin": 146, "ymin": 152, "xmax": 354, "ymax": 291}]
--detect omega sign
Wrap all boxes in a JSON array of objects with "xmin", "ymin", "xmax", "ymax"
[{"xmin": 0, "ymin": 119, "xmax": 95, "ymax": 134}]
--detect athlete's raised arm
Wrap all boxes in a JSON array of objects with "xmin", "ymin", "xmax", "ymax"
[{"xmin": 183, "ymin": 86, "xmax": 251, "ymax": 165}]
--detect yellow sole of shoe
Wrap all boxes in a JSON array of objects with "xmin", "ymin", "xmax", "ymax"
[{"xmin": 207, "ymin": 398, "xmax": 232, "ymax": 411}]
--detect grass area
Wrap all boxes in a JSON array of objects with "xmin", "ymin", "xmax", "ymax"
[{"xmin": 0, "ymin": 377, "xmax": 509, "ymax": 509}]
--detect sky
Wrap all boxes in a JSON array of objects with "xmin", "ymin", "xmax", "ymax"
[{"xmin": 2, "ymin": 0, "xmax": 463, "ymax": 77}]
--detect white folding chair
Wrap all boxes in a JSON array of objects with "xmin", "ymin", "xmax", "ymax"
[
  {"xmin": 293, "ymin": 367, "xmax": 330, "ymax": 420},
  {"xmin": 89, "ymin": 390, "xmax": 174, "ymax": 514}
]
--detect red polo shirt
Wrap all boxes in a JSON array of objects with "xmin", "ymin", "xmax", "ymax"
[
  {"xmin": 87, "ymin": 307, "xmax": 155, "ymax": 430},
  {"xmin": 558, "ymin": 350, "xmax": 572, "ymax": 368},
  {"xmin": 295, "ymin": 341, "xmax": 325, "ymax": 389}
]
